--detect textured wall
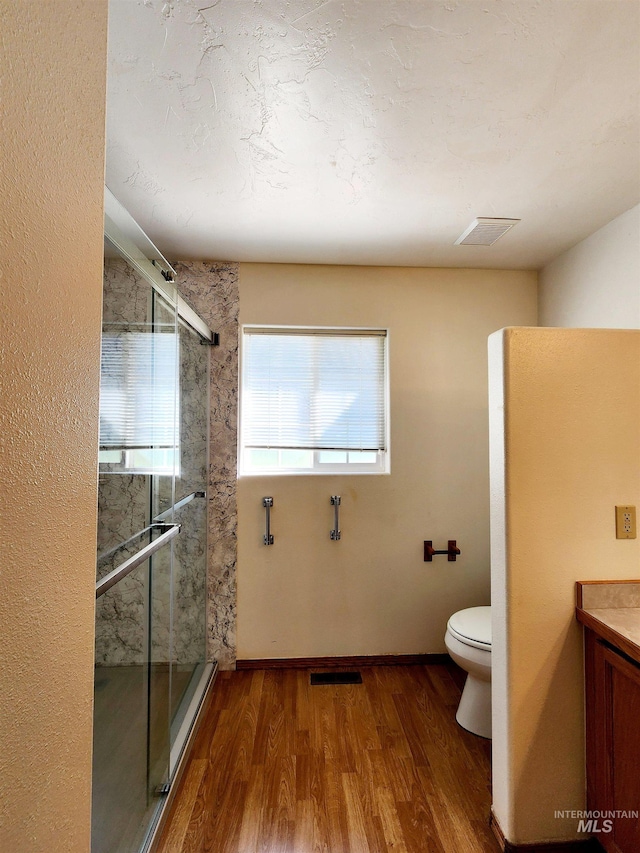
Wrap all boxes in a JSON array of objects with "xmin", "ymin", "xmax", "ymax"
[
  {"xmin": 0, "ymin": 2, "xmax": 108, "ymax": 850},
  {"xmin": 539, "ymin": 204, "xmax": 640, "ymax": 329},
  {"xmin": 237, "ymin": 264, "xmax": 537, "ymax": 660},
  {"xmin": 174, "ymin": 262, "xmax": 240, "ymax": 669},
  {"xmin": 489, "ymin": 328, "xmax": 640, "ymax": 844}
]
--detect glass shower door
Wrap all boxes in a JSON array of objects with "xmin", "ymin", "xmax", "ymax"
[
  {"xmin": 93, "ymin": 539, "xmax": 174, "ymax": 853},
  {"xmin": 94, "ymin": 192, "xmax": 215, "ymax": 853},
  {"xmin": 93, "ymin": 246, "xmax": 179, "ymax": 853},
  {"xmin": 166, "ymin": 317, "xmax": 209, "ymax": 764}
]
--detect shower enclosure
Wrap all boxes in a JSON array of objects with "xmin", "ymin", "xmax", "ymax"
[{"xmin": 92, "ymin": 191, "xmax": 215, "ymax": 853}]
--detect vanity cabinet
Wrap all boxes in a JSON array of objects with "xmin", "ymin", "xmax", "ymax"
[{"xmin": 584, "ymin": 627, "xmax": 640, "ymax": 853}]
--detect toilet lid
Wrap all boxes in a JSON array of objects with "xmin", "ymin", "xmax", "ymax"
[{"xmin": 447, "ymin": 606, "xmax": 491, "ymax": 648}]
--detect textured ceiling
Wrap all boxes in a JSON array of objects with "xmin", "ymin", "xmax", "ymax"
[{"xmin": 106, "ymin": 0, "xmax": 640, "ymax": 268}]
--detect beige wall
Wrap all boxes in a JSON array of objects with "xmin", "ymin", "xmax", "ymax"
[
  {"xmin": 489, "ymin": 327, "xmax": 640, "ymax": 844},
  {"xmin": 0, "ymin": 2, "xmax": 107, "ymax": 850},
  {"xmin": 237, "ymin": 264, "xmax": 537, "ymax": 660},
  {"xmin": 539, "ymin": 204, "xmax": 640, "ymax": 329}
]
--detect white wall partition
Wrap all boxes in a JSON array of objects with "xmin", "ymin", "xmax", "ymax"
[
  {"xmin": 489, "ymin": 327, "xmax": 640, "ymax": 845},
  {"xmin": 539, "ymin": 204, "xmax": 640, "ymax": 329}
]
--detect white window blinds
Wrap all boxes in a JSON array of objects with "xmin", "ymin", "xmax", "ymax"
[
  {"xmin": 99, "ymin": 331, "xmax": 179, "ymax": 450},
  {"xmin": 242, "ymin": 328, "xmax": 387, "ymax": 452}
]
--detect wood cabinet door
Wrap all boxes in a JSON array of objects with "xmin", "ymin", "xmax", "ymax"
[{"xmin": 585, "ymin": 629, "xmax": 640, "ymax": 853}]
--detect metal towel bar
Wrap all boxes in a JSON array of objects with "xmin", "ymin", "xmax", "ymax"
[
  {"xmin": 330, "ymin": 495, "xmax": 341, "ymax": 541},
  {"xmin": 263, "ymin": 497, "xmax": 274, "ymax": 545},
  {"xmin": 153, "ymin": 490, "xmax": 206, "ymax": 522},
  {"xmin": 96, "ymin": 523, "xmax": 181, "ymax": 598}
]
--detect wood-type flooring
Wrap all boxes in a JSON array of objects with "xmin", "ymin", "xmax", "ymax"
[{"xmin": 153, "ymin": 663, "xmax": 500, "ymax": 853}]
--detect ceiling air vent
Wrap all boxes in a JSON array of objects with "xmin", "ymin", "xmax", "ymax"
[{"xmin": 455, "ymin": 217, "xmax": 520, "ymax": 246}]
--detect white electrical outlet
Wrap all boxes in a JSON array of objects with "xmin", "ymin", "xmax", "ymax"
[{"xmin": 615, "ymin": 506, "xmax": 637, "ymax": 539}]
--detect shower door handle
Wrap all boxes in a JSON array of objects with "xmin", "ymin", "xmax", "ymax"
[{"xmin": 96, "ymin": 522, "xmax": 181, "ymax": 598}]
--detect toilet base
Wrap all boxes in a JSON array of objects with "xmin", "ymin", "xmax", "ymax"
[{"xmin": 456, "ymin": 673, "xmax": 492, "ymax": 739}]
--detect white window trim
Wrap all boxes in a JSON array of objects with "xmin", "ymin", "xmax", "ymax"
[{"xmin": 238, "ymin": 325, "xmax": 390, "ymax": 477}]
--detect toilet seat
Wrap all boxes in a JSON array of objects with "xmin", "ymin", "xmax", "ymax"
[{"xmin": 447, "ymin": 606, "xmax": 491, "ymax": 651}]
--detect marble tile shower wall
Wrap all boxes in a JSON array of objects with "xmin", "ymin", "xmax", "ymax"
[
  {"xmin": 171, "ymin": 497, "xmax": 207, "ymax": 664},
  {"xmin": 174, "ymin": 262, "xmax": 239, "ymax": 670},
  {"xmin": 159, "ymin": 320, "xmax": 209, "ymax": 667},
  {"xmin": 96, "ymin": 259, "xmax": 150, "ymax": 666},
  {"xmin": 145, "ymin": 317, "xmax": 210, "ymax": 668},
  {"xmin": 95, "ymin": 260, "xmax": 239, "ymax": 670}
]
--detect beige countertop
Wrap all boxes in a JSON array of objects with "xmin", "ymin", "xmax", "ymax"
[{"xmin": 576, "ymin": 581, "xmax": 640, "ymax": 665}]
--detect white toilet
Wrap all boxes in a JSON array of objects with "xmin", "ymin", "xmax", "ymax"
[{"xmin": 444, "ymin": 605, "xmax": 492, "ymax": 739}]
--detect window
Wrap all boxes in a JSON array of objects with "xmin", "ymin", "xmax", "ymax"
[{"xmin": 240, "ymin": 326, "xmax": 389, "ymax": 474}]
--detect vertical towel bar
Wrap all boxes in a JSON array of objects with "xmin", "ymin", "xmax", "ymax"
[
  {"xmin": 263, "ymin": 497, "xmax": 274, "ymax": 545},
  {"xmin": 330, "ymin": 495, "xmax": 341, "ymax": 540}
]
